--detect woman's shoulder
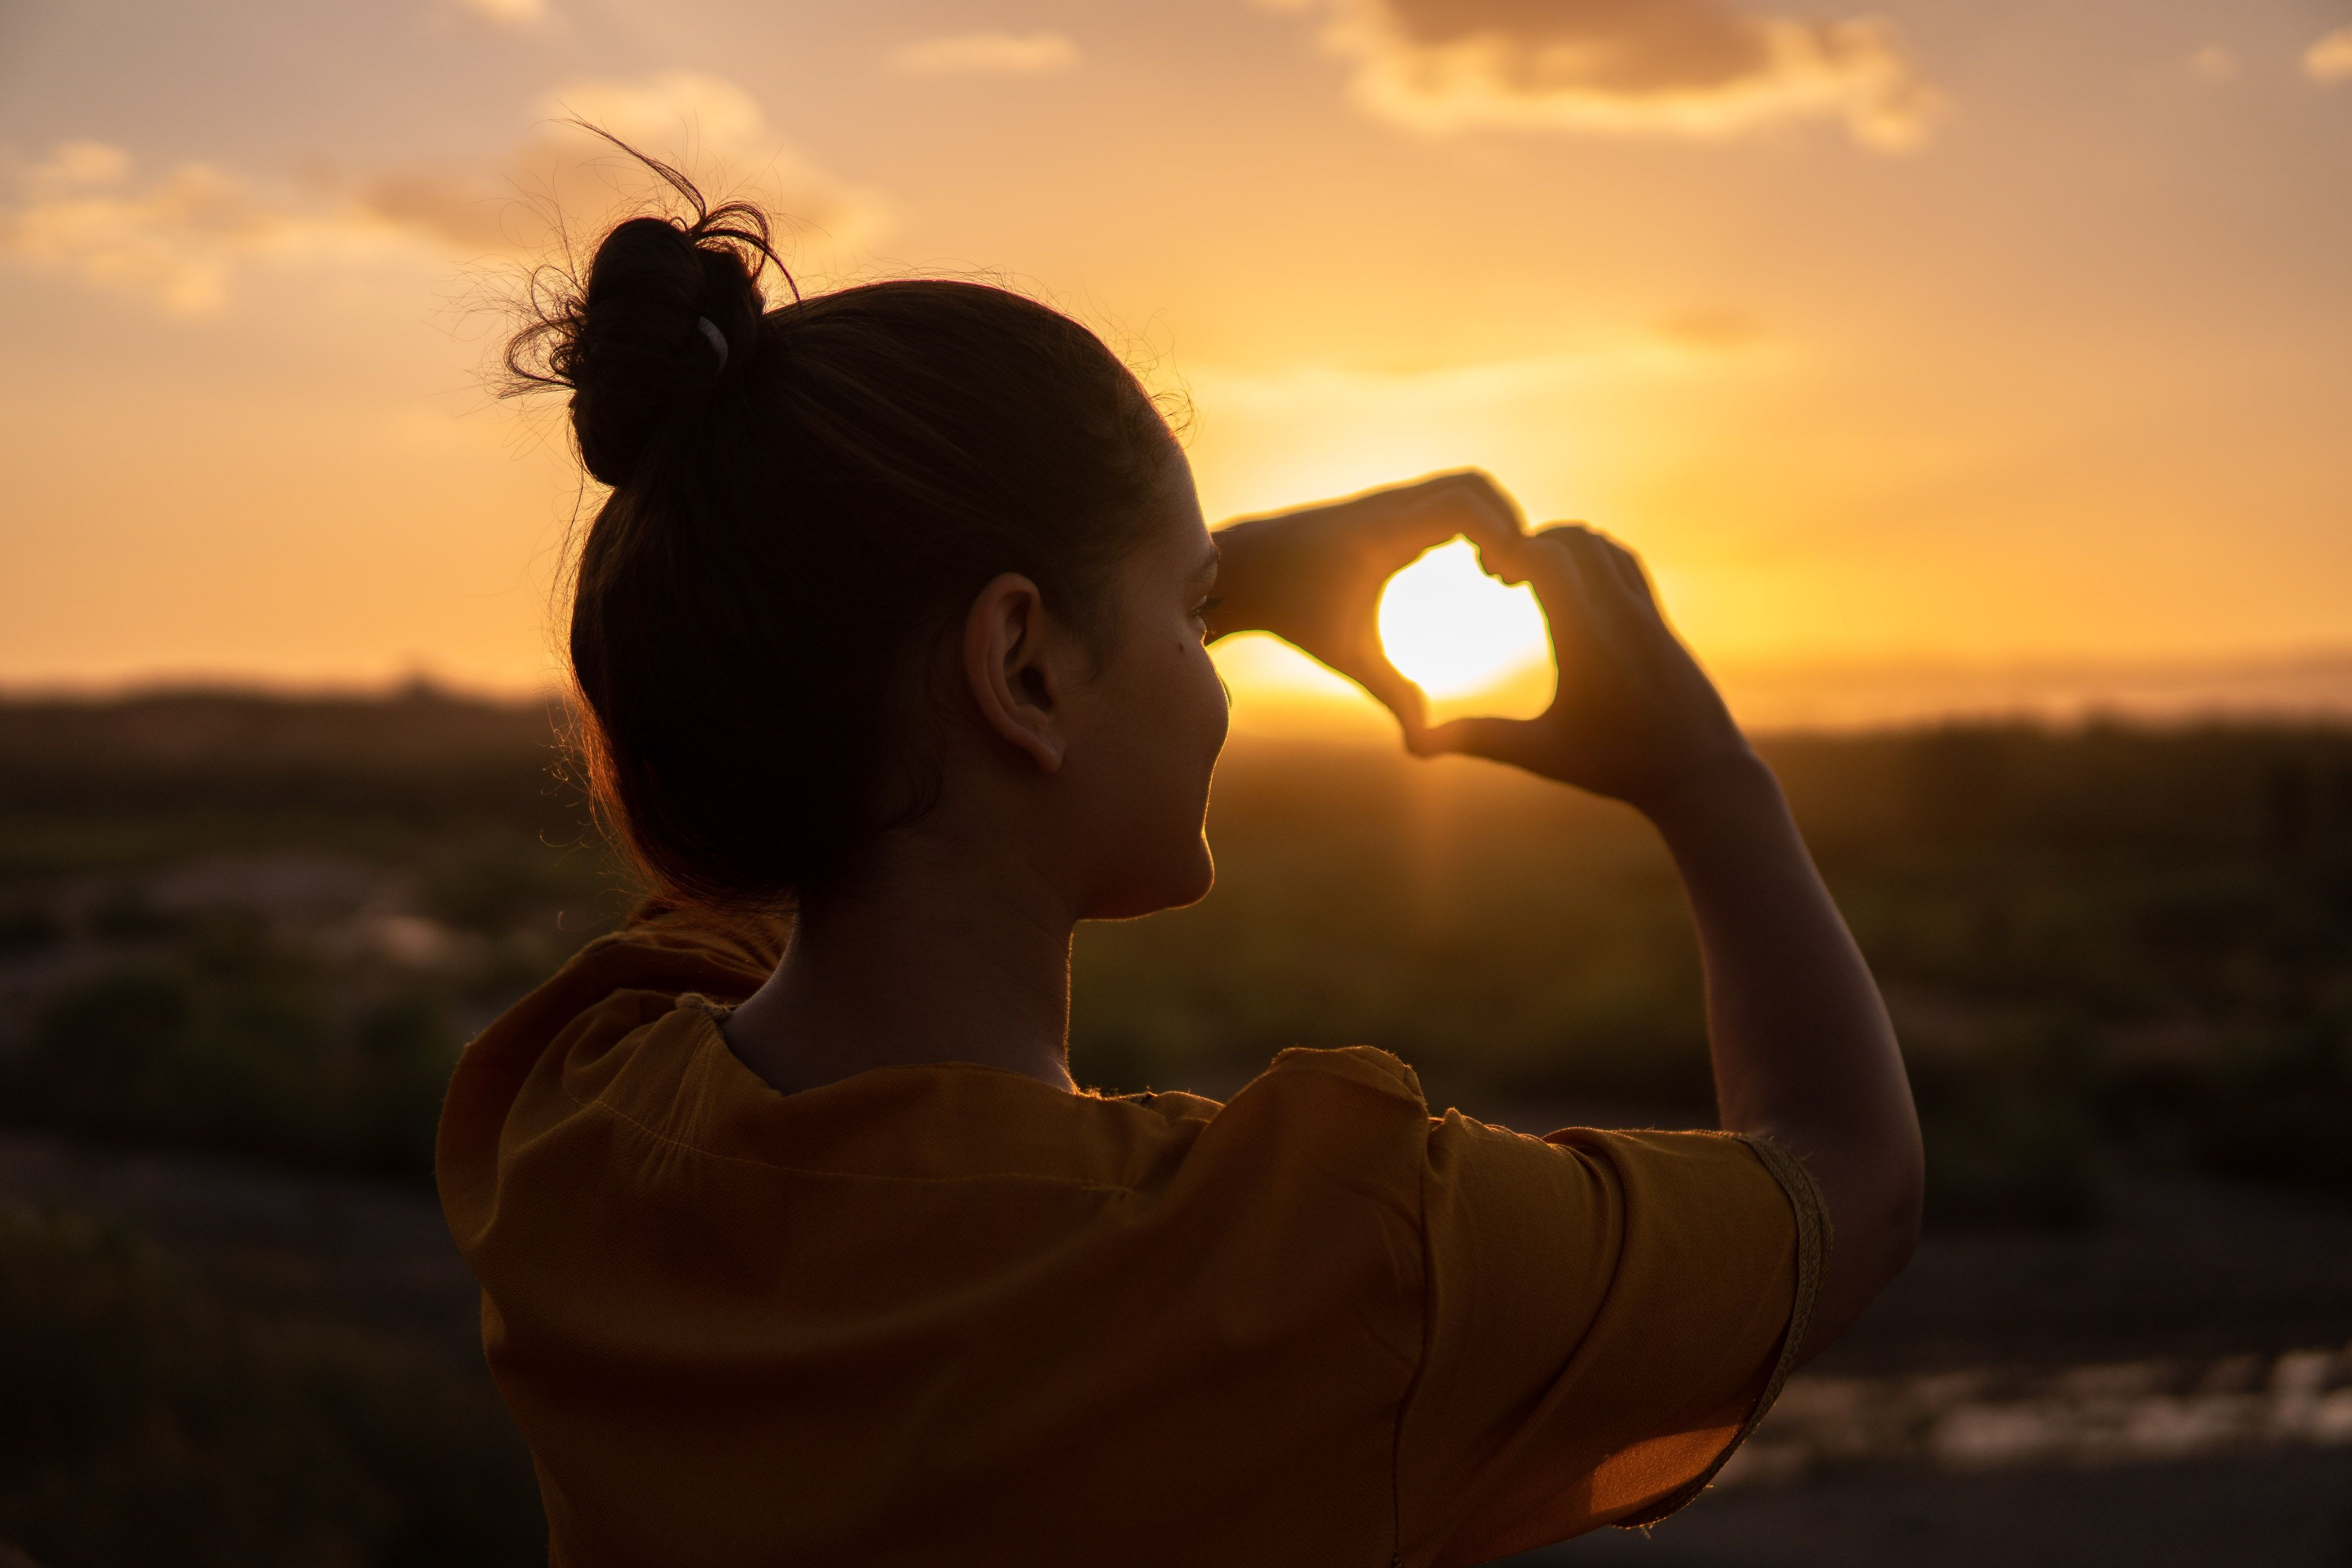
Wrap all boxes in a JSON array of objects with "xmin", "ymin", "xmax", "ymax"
[
  {"xmin": 435, "ymin": 901, "xmax": 784, "ymax": 1231},
  {"xmin": 1254, "ymin": 1044, "xmax": 1428, "ymax": 1105}
]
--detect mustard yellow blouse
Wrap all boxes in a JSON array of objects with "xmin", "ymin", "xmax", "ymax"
[{"xmin": 438, "ymin": 904, "xmax": 1823, "ymax": 1567}]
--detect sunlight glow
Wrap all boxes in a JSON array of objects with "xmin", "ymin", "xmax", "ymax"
[{"xmin": 1376, "ymin": 540, "xmax": 1551, "ymax": 699}]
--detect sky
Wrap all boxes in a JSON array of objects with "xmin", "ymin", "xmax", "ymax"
[{"xmin": 2, "ymin": 0, "xmax": 2349, "ymax": 731}]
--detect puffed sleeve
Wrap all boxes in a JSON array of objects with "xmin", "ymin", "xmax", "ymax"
[{"xmin": 1395, "ymin": 1116, "xmax": 1826, "ymax": 1567}]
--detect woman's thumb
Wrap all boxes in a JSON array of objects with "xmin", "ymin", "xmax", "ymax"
[
  {"xmin": 1411, "ymin": 715, "xmax": 1542, "ymax": 766},
  {"xmin": 1347, "ymin": 657, "xmax": 1429, "ymax": 742}
]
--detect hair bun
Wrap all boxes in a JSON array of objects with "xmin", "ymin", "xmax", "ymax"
[
  {"xmin": 505, "ymin": 152, "xmax": 786, "ymax": 489},
  {"xmin": 563, "ymin": 216, "xmax": 765, "ymax": 487}
]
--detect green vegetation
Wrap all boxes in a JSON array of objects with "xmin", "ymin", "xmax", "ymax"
[
  {"xmin": 0, "ymin": 1205, "xmax": 537, "ymax": 1568},
  {"xmin": 1072, "ymin": 724, "xmax": 2352, "ymax": 1222},
  {"xmin": 11, "ymin": 927, "xmax": 457, "ymax": 1179},
  {"xmin": 0, "ymin": 689, "xmax": 628, "ymax": 1184},
  {"xmin": 3, "ymin": 693, "xmax": 2350, "ymax": 1222}
]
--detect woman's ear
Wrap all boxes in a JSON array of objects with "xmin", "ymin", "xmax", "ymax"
[{"xmin": 963, "ymin": 572, "xmax": 1069, "ymax": 773}]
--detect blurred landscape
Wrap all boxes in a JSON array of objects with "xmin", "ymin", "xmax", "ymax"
[{"xmin": 1, "ymin": 688, "xmax": 2347, "ymax": 1565}]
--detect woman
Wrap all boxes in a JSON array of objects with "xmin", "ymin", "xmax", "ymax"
[{"xmin": 438, "ymin": 171, "xmax": 1922, "ymax": 1567}]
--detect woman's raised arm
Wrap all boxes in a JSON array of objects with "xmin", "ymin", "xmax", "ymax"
[{"xmin": 1420, "ymin": 524, "xmax": 1924, "ymax": 1362}]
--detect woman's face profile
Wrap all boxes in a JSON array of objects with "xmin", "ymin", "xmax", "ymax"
[{"xmin": 1061, "ymin": 447, "xmax": 1231, "ymax": 923}]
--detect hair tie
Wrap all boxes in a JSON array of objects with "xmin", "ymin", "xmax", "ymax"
[{"xmin": 697, "ymin": 316, "xmax": 729, "ymax": 370}]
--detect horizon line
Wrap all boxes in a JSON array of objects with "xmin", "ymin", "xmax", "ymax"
[{"xmin": 16, "ymin": 650, "xmax": 2352, "ymax": 738}]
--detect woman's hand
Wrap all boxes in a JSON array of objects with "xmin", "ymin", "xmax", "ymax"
[
  {"xmin": 1208, "ymin": 471, "xmax": 1525, "ymax": 741},
  {"xmin": 1417, "ymin": 524, "xmax": 1755, "ymax": 820}
]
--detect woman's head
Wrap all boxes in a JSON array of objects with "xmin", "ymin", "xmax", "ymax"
[{"xmin": 514, "ymin": 161, "xmax": 1227, "ymax": 917}]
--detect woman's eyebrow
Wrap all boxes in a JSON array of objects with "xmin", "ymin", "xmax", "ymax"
[{"xmin": 1194, "ymin": 543, "xmax": 1221, "ymax": 584}]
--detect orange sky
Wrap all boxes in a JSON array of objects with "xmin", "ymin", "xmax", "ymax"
[{"xmin": 2, "ymin": 0, "xmax": 2349, "ymax": 730}]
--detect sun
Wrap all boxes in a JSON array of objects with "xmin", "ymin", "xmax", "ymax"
[{"xmin": 1376, "ymin": 539, "xmax": 1551, "ymax": 701}]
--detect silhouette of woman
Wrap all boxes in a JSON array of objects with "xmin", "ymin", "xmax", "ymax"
[{"xmin": 438, "ymin": 155, "xmax": 1921, "ymax": 1567}]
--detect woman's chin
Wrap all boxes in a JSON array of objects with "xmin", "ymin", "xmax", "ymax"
[
  {"xmin": 1085, "ymin": 841, "xmax": 1215, "ymax": 922},
  {"xmin": 1167, "ymin": 843, "xmax": 1217, "ymax": 910}
]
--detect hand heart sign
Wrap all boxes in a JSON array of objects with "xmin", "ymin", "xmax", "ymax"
[
  {"xmin": 1209, "ymin": 471, "xmax": 1546, "ymax": 741},
  {"xmin": 1220, "ymin": 479, "xmax": 1754, "ymax": 811}
]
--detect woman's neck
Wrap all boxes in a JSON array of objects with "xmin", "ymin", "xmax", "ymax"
[{"xmin": 719, "ymin": 849, "xmax": 1080, "ymax": 1098}]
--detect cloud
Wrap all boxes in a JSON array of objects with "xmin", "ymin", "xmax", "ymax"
[
  {"xmin": 504, "ymin": 71, "xmax": 895, "ymax": 249},
  {"xmin": 887, "ymin": 30, "xmax": 1080, "ymax": 76},
  {"xmin": 1646, "ymin": 306, "xmax": 1765, "ymax": 353},
  {"xmin": 1272, "ymin": 0, "xmax": 1941, "ymax": 150},
  {"xmin": 2186, "ymin": 45, "xmax": 2236, "ymax": 84},
  {"xmin": 2307, "ymin": 27, "xmax": 2352, "ymax": 84},
  {"xmin": 0, "ymin": 74, "xmax": 890, "ymax": 314},
  {"xmin": 539, "ymin": 71, "xmax": 782, "ymax": 166},
  {"xmin": 450, "ymin": 0, "xmax": 548, "ymax": 29},
  {"xmin": 0, "ymin": 141, "xmax": 416, "ymax": 315}
]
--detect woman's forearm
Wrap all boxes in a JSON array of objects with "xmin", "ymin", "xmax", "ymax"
[{"xmin": 1645, "ymin": 752, "xmax": 1923, "ymax": 1360}]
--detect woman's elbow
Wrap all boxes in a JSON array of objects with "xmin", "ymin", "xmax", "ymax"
[{"xmin": 1796, "ymin": 1132, "xmax": 1925, "ymax": 1363}]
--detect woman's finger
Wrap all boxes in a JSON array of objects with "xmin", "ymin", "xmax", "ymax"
[
  {"xmin": 1481, "ymin": 529, "xmax": 1579, "ymax": 646},
  {"xmin": 1477, "ymin": 518, "xmax": 1593, "ymax": 582},
  {"xmin": 1556, "ymin": 526, "xmax": 1659, "ymax": 649},
  {"xmin": 1346, "ymin": 653, "xmax": 1430, "ymax": 741},
  {"xmin": 1375, "ymin": 470, "xmax": 1526, "ymax": 557},
  {"xmin": 1586, "ymin": 528, "xmax": 1664, "ymax": 617},
  {"xmin": 1436, "ymin": 470, "xmax": 1528, "ymax": 553},
  {"xmin": 1412, "ymin": 714, "xmax": 1548, "ymax": 768}
]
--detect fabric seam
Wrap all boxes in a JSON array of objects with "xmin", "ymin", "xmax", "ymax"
[
  {"xmin": 1610, "ymin": 1132, "xmax": 1831, "ymax": 1530},
  {"xmin": 555, "ymin": 1086, "xmax": 1158, "ymax": 1194},
  {"xmin": 550, "ymin": 999, "xmax": 1151, "ymax": 1191},
  {"xmin": 1388, "ymin": 1121, "xmax": 1437, "ymax": 1568}
]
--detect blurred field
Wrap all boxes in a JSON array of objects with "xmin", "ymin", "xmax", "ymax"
[
  {"xmin": 1090, "ymin": 718, "xmax": 2352, "ymax": 1219},
  {"xmin": 1, "ymin": 688, "xmax": 2348, "ymax": 1564}
]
